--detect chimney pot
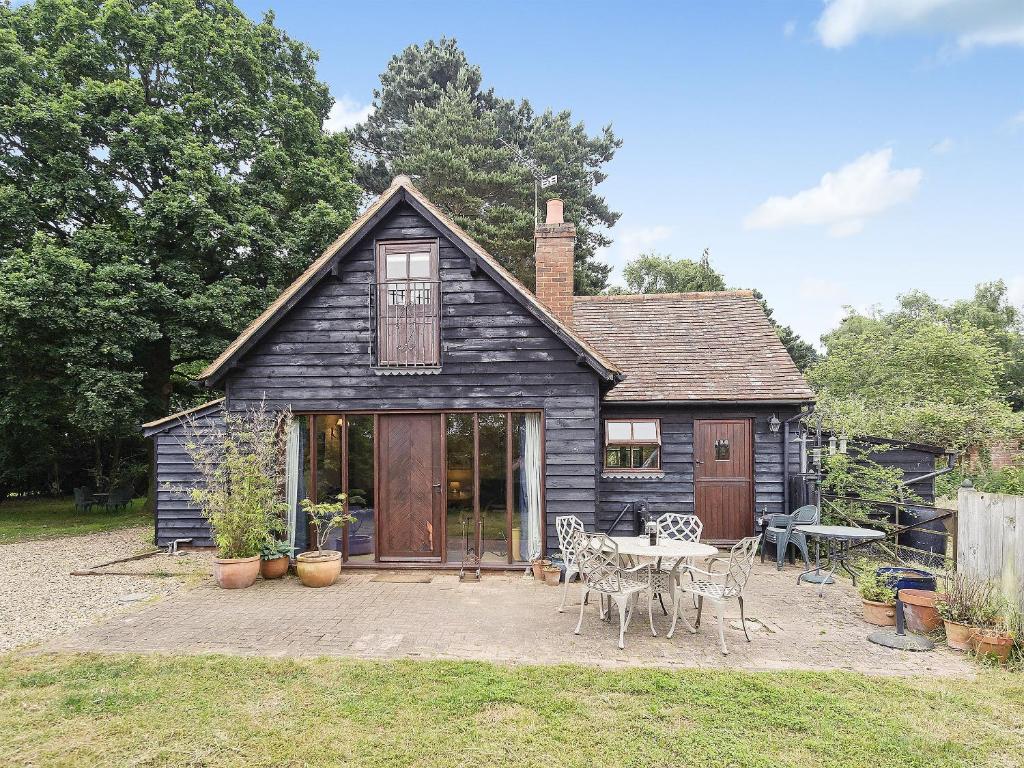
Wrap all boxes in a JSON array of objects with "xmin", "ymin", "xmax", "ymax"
[{"xmin": 546, "ymin": 199, "xmax": 564, "ymax": 224}]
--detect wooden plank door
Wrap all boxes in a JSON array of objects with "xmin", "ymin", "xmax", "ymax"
[
  {"xmin": 694, "ymin": 419, "xmax": 753, "ymax": 541},
  {"xmin": 377, "ymin": 414, "xmax": 443, "ymax": 561}
]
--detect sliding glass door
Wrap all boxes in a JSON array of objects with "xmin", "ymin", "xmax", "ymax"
[{"xmin": 296, "ymin": 410, "xmax": 543, "ymax": 565}]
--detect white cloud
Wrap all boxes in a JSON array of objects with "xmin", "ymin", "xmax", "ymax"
[
  {"xmin": 1009, "ymin": 110, "xmax": 1024, "ymax": 130},
  {"xmin": 743, "ymin": 148, "xmax": 922, "ymax": 238},
  {"xmin": 618, "ymin": 225, "xmax": 673, "ymax": 257},
  {"xmin": 783, "ymin": 20, "xmax": 797, "ymax": 38},
  {"xmin": 931, "ymin": 137, "xmax": 955, "ymax": 154},
  {"xmin": 816, "ymin": 0, "xmax": 1024, "ymax": 50},
  {"xmin": 324, "ymin": 96, "xmax": 373, "ymax": 133}
]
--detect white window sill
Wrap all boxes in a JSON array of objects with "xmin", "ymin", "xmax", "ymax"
[{"xmin": 601, "ymin": 471, "xmax": 665, "ymax": 480}]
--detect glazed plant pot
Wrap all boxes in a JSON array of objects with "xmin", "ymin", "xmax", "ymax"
[
  {"xmin": 296, "ymin": 550, "xmax": 341, "ymax": 588},
  {"xmin": 543, "ymin": 565, "xmax": 561, "ymax": 587},
  {"xmin": 862, "ymin": 599, "xmax": 896, "ymax": 627},
  {"xmin": 943, "ymin": 619, "xmax": 977, "ymax": 651},
  {"xmin": 898, "ymin": 589, "xmax": 944, "ymax": 633},
  {"xmin": 531, "ymin": 559, "xmax": 551, "ymax": 581},
  {"xmin": 213, "ymin": 556, "xmax": 261, "ymax": 589},
  {"xmin": 971, "ymin": 630, "xmax": 1014, "ymax": 665},
  {"xmin": 260, "ymin": 555, "xmax": 290, "ymax": 580}
]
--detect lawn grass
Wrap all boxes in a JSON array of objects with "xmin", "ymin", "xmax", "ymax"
[
  {"xmin": 0, "ymin": 496, "xmax": 150, "ymax": 544},
  {"xmin": 2, "ymin": 653, "xmax": 1022, "ymax": 768}
]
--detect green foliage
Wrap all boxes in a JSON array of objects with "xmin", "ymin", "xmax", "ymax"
[
  {"xmin": 181, "ymin": 403, "xmax": 289, "ymax": 559},
  {"xmin": 820, "ymin": 443, "xmax": 916, "ymax": 529},
  {"xmin": 300, "ymin": 494, "xmax": 353, "ymax": 554},
  {"xmin": 809, "ymin": 293, "xmax": 1024, "ymax": 450},
  {"xmin": 857, "ymin": 567, "xmax": 896, "ymax": 604},
  {"xmin": 349, "ymin": 37, "xmax": 620, "ymax": 293},
  {"xmin": 0, "ymin": 0, "xmax": 359, "ymax": 495},
  {"xmin": 937, "ymin": 572, "xmax": 1000, "ymax": 626},
  {"xmin": 620, "ymin": 250, "xmax": 726, "ymax": 293},
  {"xmin": 937, "ymin": 463, "xmax": 1024, "ymax": 498},
  {"xmin": 259, "ymin": 539, "xmax": 294, "ymax": 561},
  {"xmin": 0, "ymin": 495, "xmax": 149, "ymax": 544}
]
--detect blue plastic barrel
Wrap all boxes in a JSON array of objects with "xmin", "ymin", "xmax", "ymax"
[{"xmin": 876, "ymin": 566, "xmax": 936, "ymax": 593}]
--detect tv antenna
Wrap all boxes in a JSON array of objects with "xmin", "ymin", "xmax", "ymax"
[{"xmin": 499, "ymin": 138, "xmax": 556, "ymax": 225}]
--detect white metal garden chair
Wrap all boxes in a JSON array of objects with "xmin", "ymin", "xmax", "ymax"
[
  {"xmin": 555, "ymin": 515, "xmax": 585, "ymax": 613},
  {"xmin": 654, "ymin": 513, "xmax": 705, "ymax": 609},
  {"xmin": 668, "ymin": 535, "xmax": 761, "ymax": 655},
  {"xmin": 573, "ymin": 532, "xmax": 657, "ymax": 650}
]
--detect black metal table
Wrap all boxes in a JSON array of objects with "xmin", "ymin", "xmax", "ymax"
[{"xmin": 794, "ymin": 525, "xmax": 885, "ymax": 597}]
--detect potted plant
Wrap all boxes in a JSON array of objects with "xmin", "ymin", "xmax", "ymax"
[
  {"xmin": 531, "ymin": 558, "xmax": 551, "ymax": 581},
  {"xmin": 182, "ymin": 404, "xmax": 289, "ymax": 589},
  {"xmin": 972, "ymin": 625, "xmax": 1015, "ymax": 665},
  {"xmin": 296, "ymin": 495, "xmax": 353, "ymax": 588},
  {"xmin": 543, "ymin": 563, "xmax": 562, "ymax": 587},
  {"xmin": 260, "ymin": 539, "xmax": 293, "ymax": 580},
  {"xmin": 936, "ymin": 572, "xmax": 991, "ymax": 650},
  {"xmin": 858, "ymin": 568, "xmax": 897, "ymax": 626}
]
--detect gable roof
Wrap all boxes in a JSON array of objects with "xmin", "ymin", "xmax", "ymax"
[
  {"xmin": 572, "ymin": 291, "xmax": 815, "ymax": 403},
  {"xmin": 142, "ymin": 398, "xmax": 225, "ymax": 437},
  {"xmin": 198, "ymin": 176, "xmax": 618, "ymax": 384}
]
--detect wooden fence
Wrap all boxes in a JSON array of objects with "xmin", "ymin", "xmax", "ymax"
[{"xmin": 957, "ymin": 487, "xmax": 1024, "ymax": 600}]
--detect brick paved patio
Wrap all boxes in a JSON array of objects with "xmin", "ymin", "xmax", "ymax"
[{"xmin": 45, "ymin": 560, "xmax": 972, "ymax": 677}]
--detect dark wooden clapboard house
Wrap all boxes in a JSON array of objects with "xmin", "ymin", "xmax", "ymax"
[{"xmin": 144, "ymin": 176, "xmax": 814, "ymax": 565}]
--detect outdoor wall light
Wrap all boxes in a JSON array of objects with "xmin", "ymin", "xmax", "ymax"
[
  {"xmin": 768, "ymin": 414, "xmax": 781, "ymax": 433},
  {"xmin": 828, "ymin": 435, "xmax": 838, "ymax": 455},
  {"xmin": 839, "ymin": 435, "xmax": 848, "ymax": 454}
]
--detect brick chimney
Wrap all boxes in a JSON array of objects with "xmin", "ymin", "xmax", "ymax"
[{"xmin": 534, "ymin": 199, "xmax": 576, "ymax": 327}]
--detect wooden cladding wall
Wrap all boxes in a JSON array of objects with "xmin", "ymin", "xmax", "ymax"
[
  {"xmin": 225, "ymin": 201, "xmax": 602, "ymax": 549},
  {"xmin": 151, "ymin": 406, "xmax": 225, "ymax": 547},
  {"xmin": 597, "ymin": 405, "xmax": 801, "ymax": 539}
]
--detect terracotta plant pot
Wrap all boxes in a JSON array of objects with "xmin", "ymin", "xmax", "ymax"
[
  {"xmin": 862, "ymin": 599, "xmax": 896, "ymax": 626},
  {"xmin": 543, "ymin": 565, "xmax": 561, "ymax": 586},
  {"xmin": 898, "ymin": 589, "xmax": 944, "ymax": 633},
  {"xmin": 260, "ymin": 555, "xmax": 290, "ymax": 580},
  {"xmin": 971, "ymin": 629, "xmax": 1015, "ymax": 665},
  {"xmin": 213, "ymin": 556, "xmax": 261, "ymax": 589},
  {"xmin": 296, "ymin": 550, "xmax": 341, "ymax": 588},
  {"xmin": 531, "ymin": 559, "xmax": 551, "ymax": 581},
  {"xmin": 943, "ymin": 619, "xmax": 977, "ymax": 651}
]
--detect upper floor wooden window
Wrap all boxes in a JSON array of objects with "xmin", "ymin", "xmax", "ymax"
[
  {"xmin": 604, "ymin": 418, "xmax": 661, "ymax": 471},
  {"xmin": 375, "ymin": 239, "xmax": 440, "ymax": 367}
]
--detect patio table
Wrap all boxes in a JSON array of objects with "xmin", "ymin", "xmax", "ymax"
[
  {"xmin": 794, "ymin": 525, "xmax": 885, "ymax": 597},
  {"xmin": 609, "ymin": 536, "xmax": 719, "ymax": 615}
]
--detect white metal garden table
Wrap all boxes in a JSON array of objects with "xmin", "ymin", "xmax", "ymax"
[{"xmin": 610, "ymin": 536, "xmax": 720, "ymax": 615}]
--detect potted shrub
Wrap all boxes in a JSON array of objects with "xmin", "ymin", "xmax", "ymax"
[
  {"xmin": 182, "ymin": 403, "xmax": 289, "ymax": 589},
  {"xmin": 972, "ymin": 625, "xmax": 1015, "ymax": 665},
  {"xmin": 543, "ymin": 563, "xmax": 562, "ymax": 587},
  {"xmin": 260, "ymin": 539, "xmax": 293, "ymax": 580},
  {"xmin": 531, "ymin": 558, "xmax": 551, "ymax": 581},
  {"xmin": 858, "ymin": 568, "xmax": 897, "ymax": 626},
  {"xmin": 936, "ymin": 572, "xmax": 991, "ymax": 651},
  {"xmin": 296, "ymin": 495, "xmax": 353, "ymax": 588}
]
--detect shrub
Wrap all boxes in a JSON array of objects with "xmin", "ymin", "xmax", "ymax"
[
  {"xmin": 857, "ymin": 567, "xmax": 896, "ymax": 604},
  {"xmin": 180, "ymin": 402, "xmax": 289, "ymax": 559}
]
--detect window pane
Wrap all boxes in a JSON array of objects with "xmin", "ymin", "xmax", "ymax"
[
  {"xmin": 606, "ymin": 422, "xmax": 632, "ymax": 442},
  {"xmin": 445, "ymin": 414, "xmax": 474, "ymax": 563},
  {"xmin": 605, "ymin": 447, "xmax": 630, "ymax": 468},
  {"xmin": 385, "ymin": 253, "xmax": 406, "ymax": 280},
  {"xmin": 315, "ymin": 415, "xmax": 344, "ymax": 552},
  {"xmin": 407, "ymin": 251, "xmax": 431, "ymax": 278},
  {"xmin": 478, "ymin": 413, "xmax": 508, "ymax": 563},
  {"xmin": 345, "ymin": 415, "xmax": 375, "ymax": 563},
  {"xmin": 715, "ymin": 439, "xmax": 730, "ymax": 461},
  {"xmin": 632, "ymin": 420, "xmax": 659, "ymax": 442},
  {"xmin": 639, "ymin": 446, "xmax": 660, "ymax": 469}
]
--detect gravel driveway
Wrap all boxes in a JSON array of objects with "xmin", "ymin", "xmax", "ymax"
[{"xmin": 1, "ymin": 526, "xmax": 209, "ymax": 652}]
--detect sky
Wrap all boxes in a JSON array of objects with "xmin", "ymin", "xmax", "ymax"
[{"xmin": 237, "ymin": 0, "xmax": 1024, "ymax": 347}]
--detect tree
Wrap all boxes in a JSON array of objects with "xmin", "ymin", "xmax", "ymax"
[
  {"xmin": 807, "ymin": 302, "xmax": 1023, "ymax": 450},
  {"xmin": 620, "ymin": 250, "xmax": 726, "ymax": 293},
  {"xmin": 608, "ymin": 250, "xmax": 819, "ymax": 370},
  {"xmin": 0, "ymin": 0, "xmax": 359, "ymax": 493},
  {"xmin": 350, "ymin": 37, "xmax": 620, "ymax": 293}
]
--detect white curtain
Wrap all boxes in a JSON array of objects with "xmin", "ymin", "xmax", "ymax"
[
  {"xmin": 284, "ymin": 420, "xmax": 300, "ymax": 554},
  {"xmin": 523, "ymin": 413, "xmax": 543, "ymax": 561}
]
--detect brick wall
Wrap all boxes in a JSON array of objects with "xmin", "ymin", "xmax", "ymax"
[{"xmin": 534, "ymin": 221, "xmax": 575, "ymax": 327}]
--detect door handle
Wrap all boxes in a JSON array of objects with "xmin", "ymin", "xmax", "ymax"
[{"xmin": 432, "ymin": 482, "xmax": 442, "ymax": 492}]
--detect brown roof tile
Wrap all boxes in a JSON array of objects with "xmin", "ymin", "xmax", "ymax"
[{"xmin": 572, "ymin": 291, "xmax": 815, "ymax": 403}]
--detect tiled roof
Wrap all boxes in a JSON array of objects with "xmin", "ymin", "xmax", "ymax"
[{"xmin": 572, "ymin": 291, "xmax": 815, "ymax": 403}]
